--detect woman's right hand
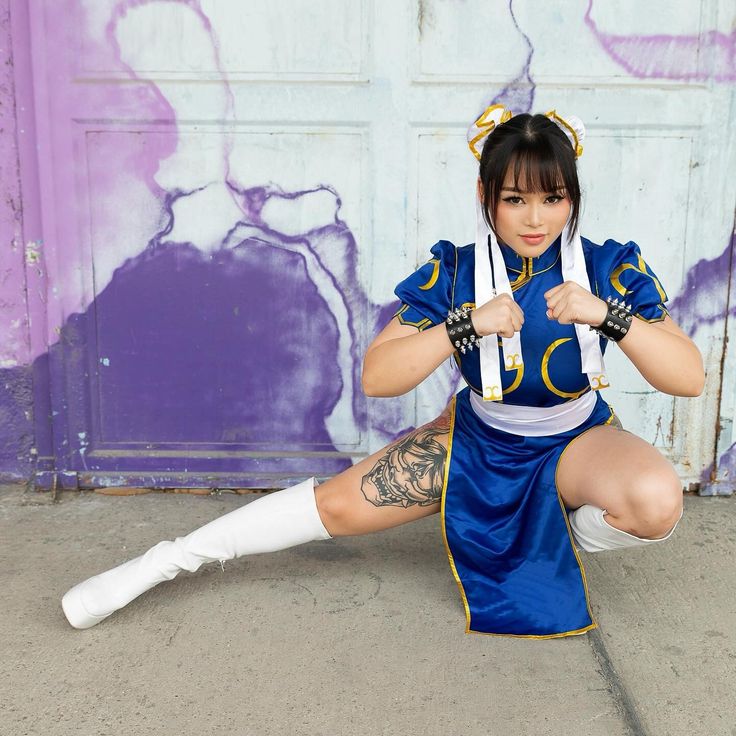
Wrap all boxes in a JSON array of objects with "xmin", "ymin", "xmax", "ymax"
[{"xmin": 469, "ymin": 294, "xmax": 524, "ymax": 338}]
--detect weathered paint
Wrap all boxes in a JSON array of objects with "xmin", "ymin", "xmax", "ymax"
[
  {"xmin": 0, "ymin": 0, "xmax": 734, "ymax": 492},
  {"xmin": 690, "ymin": 228, "xmax": 736, "ymax": 494},
  {"xmin": 0, "ymin": 0, "xmax": 33, "ymax": 478}
]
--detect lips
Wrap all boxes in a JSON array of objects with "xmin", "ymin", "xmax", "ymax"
[{"xmin": 520, "ymin": 233, "xmax": 545, "ymax": 243}]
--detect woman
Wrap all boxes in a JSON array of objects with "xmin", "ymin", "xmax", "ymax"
[{"xmin": 62, "ymin": 106, "xmax": 704, "ymax": 638}]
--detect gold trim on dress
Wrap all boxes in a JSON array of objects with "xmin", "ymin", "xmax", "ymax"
[
  {"xmin": 510, "ymin": 259, "xmax": 530, "ymax": 290},
  {"xmin": 439, "ymin": 396, "xmax": 472, "ymax": 630},
  {"xmin": 394, "ymin": 303, "xmax": 432, "ymax": 330},
  {"xmin": 441, "ymin": 395, "xmax": 615, "ymax": 639},
  {"xmin": 634, "ymin": 307, "xmax": 669, "ymax": 323},
  {"xmin": 636, "ymin": 253, "xmax": 668, "ymax": 302},
  {"xmin": 507, "ymin": 249, "xmax": 561, "ymax": 292},
  {"xmin": 450, "ymin": 245, "xmax": 459, "ymax": 309}
]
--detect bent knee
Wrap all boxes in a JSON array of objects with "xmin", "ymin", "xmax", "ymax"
[
  {"xmin": 624, "ymin": 471, "xmax": 683, "ymax": 538},
  {"xmin": 314, "ymin": 477, "xmax": 393, "ymax": 538},
  {"xmin": 314, "ymin": 481, "xmax": 352, "ymax": 537}
]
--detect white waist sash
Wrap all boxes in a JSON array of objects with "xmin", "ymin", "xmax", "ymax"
[{"xmin": 469, "ymin": 390, "xmax": 597, "ymax": 437}]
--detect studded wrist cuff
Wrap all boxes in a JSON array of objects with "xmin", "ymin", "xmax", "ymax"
[
  {"xmin": 590, "ymin": 297, "xmax": 633, "ymax": 342},
  {"xmin": 446, "ymin": 306, "xmax": 482, "ymax": 354}
]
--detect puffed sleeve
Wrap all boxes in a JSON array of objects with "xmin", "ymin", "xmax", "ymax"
[
  {"xmin": 606, "ymin": 240, "xmax": 670, "ymax": 323},
  {"xmin": 392, "ymin": 240, "xmax": 456, "ymax": 331}
]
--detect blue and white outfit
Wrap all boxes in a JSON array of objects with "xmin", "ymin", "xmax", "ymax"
[{"xmin": 392, "ymin": 234, "xmax": 670, "ymax": 638}]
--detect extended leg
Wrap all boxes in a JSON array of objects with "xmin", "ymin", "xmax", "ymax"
[
  {"xmin": 61, "ymin": 477, "xmax": 330, "ymax": 628},
  {"xmin": 61, "ymin": 409, "xmax": 451, "ymax": 629}
]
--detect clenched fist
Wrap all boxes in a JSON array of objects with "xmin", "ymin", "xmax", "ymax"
[
  {"xmin": 470, "ymin": 293, "xmax": 525, "ymax": 338},
  {"xmin": 544, "ymin": 282, "xmax": 608, "ymax": 326}
]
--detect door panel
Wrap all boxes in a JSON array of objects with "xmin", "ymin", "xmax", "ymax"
[{"xmin": 22, "ymin": 0, "xmax": 735, "ymax": 489}]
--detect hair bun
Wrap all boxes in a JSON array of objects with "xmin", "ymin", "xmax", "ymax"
[
  {"xmin": 467, "ymin": 104, "xmax": 514, "ymax": 162},
  {"xmin": 545, "ymin": 110, "xmax": 585, "ymax": 158}
]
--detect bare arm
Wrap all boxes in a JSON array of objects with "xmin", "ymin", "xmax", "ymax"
[
  {"xmin": 616, "ymin": 315, "xmax": 704, "ymax": 397},
  {"xmin": 544, "ymin": 282, "xmax": 705, "ymax": 397},
  {"xmin": 361, "ymin": 318, "xmax": 456, "ymax": 397}
]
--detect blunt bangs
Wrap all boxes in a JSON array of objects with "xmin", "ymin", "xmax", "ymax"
[{"xmin": 478, "ymin": 113, "xmax": 582, "ymax": 238}]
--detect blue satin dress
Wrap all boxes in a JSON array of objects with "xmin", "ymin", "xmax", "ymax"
[{"xmin": 393, "ymin": 234, "xmax": 670, "ymax": 638}]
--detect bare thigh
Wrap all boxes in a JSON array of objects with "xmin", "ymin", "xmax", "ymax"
[
  {"xmin": 556, "ymin": 422, "xmax": 683, "ymax": 537},
  {"xmin": 314, "ymin": 404, "xmax": 453, "ymax": 537}
]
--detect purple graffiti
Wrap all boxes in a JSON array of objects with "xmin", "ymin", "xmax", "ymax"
[
  {"xmin": 672, "ymin": 227, "xmax": 735, "ymax": 493},
  {"xmin": 11, "ymin": 0, "xmax": 734, "ymax": 490},
  {"xmin": 585, "ymin": 0, "xmax": 736, "ymax": 82},
  {"xmin": 667, "ymin": 231, "xmax": 736, "ymax": 338},
  {"xmin": 489, "ymin": 0, "xmax": 535, "ymax": 113},
  {"xmin": 700, "ymin": 441, "xmax": 735, "ymax": 495}
]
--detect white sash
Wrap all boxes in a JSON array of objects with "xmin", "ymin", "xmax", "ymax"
[{"xmin": 469, "ymin": 390, "xmax": 597, "ymax": 436}]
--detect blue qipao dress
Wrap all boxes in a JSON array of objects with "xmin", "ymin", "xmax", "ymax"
[{"xmin": 392, "ymin": 234, "xmax": 670, "ymax": 638}]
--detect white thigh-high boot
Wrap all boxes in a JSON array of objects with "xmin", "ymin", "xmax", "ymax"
[
  {"xmin": 62, "ymin": 477, "xmax": 331, "ymax": 629},
  {"xmin": 568, "ymin": 504, "xmax": 684, "ymax": 553}
]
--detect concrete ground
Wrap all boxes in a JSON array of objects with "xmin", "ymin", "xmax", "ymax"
[{"xmin": 0, "ymin": 486, "xmax": 734, "ymax": 736}]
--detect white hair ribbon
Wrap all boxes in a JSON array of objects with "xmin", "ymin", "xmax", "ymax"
[{"xmin": 468, "ymin": 105, "xmax": 609, "ymax": 401}]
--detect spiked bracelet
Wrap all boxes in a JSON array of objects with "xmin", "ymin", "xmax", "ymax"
[
  {"xmin": 590, "ymin": 296, "xmax": 633, "ymax": 342},
  {"xmin": 446, "ymin": 306, "xmax": 482, "ymax": 354}
]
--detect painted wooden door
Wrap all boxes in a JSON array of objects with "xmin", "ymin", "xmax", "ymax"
[{"xmin": 20, "ymin": 0, "xmax": 736, "ymax": 490}]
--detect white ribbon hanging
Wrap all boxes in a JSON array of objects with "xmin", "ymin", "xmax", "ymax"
[
  {"xmin": 474, "ymin": 197, "xmax": 524, "ymax": 401},
  {"xmin": 559, "ymin": 212, "xmax": 609, "ymax": 390}
]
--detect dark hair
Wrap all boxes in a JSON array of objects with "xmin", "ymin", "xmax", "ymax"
[{"xmin": 478, "ymin": 113, "xmax": 582, "ymax": 238}]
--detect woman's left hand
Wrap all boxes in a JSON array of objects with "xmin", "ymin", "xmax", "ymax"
[{"xmin": 544, "ymin": 282, "xmax": 608, "ymax": 327}]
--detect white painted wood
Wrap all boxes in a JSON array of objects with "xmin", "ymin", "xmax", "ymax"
[{"xmin": 25, "ymin": 0, "xmax": 736, "ymax": 487}]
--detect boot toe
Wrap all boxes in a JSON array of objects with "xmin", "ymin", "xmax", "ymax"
[{"xmin": 61, "ymin": 583, "xmax": 111, "ymax": 629}]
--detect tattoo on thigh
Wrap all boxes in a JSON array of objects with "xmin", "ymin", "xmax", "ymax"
[{"xmin": 360, "ymin": 414, "xmax": 450, "ymax": 508}]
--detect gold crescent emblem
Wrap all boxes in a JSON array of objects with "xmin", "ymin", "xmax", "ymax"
[
  {"xmin": 418, "ymin": 259, "xmax": 440, "ymax": 291},
  {"xmin": 541, "ymin": 338, "xmax": 590, "ymax": 399},
  {"xmin": 610, "ymin": 255, "xmax": 667, "ymax": 303}
]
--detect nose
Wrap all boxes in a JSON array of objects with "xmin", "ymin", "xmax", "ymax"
[{"xmin": 524, "ymin": 202, "xmax": 543, "ymax": 228}]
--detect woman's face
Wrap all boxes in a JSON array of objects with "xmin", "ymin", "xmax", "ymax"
[{"xmin": 481, "ymin": 166, "xmax": 572, "ymax": 258}]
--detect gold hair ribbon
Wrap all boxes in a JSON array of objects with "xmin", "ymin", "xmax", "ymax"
[
  {"xmin": 545, "ymin": 110, "xmax": 585, "ymax": 158},
  {"xmin": 467, "ymin": 104, "xmax": 514, "ymax": 161}
]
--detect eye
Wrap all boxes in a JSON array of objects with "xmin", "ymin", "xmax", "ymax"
[
  {"xmin": 546, "ymin": 194, "xmax": 565, "ymax": 203},
  {"xmin": 502, "ymin": 196, "xmax": 523, "ymax": 205}
]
